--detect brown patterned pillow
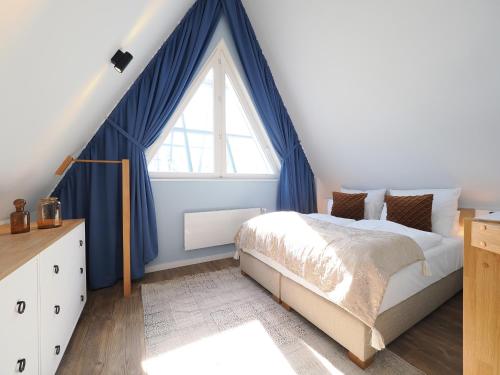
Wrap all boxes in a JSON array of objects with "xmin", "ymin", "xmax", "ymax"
[
  {"xmin": 385, "ymin": 194, "xmax": 433, "ymax": 232},
  {"xmin": 331, "ymin": 192, "xmax": 367, "ymax": 220}
]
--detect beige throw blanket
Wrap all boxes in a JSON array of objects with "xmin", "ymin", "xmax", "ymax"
[{"xmin": 235, "ymin": 212, "xmax": 428, "ymax": 341}]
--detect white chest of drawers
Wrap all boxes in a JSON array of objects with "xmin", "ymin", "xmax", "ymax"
[{"xmin": 0, "ymin": 220, "xmax": 86, "ymax": 375}]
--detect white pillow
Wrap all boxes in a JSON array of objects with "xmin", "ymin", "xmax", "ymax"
[
  {"xmin": 308, "ymin": 213, "xmax": 356, "ymax": 226},
  {"xmin": 327, "ymin": 198, "xmax": 334, "ymax": 215},
  {"xmin": 341, "ymin": 188, "xmax": 386, "ymax": 220},
  {"xmin": 451, "ymin": 210, "xmax": 461, "ymax": 237},
  {"xmin": 381, "ymin": 188, "xmax": 461, "ymax": 236}
]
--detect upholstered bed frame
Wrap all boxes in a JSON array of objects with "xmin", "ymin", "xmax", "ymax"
[
  {"xmin": 239, "ymin": 209, "xmax": 473, "ymax": 369},
  {"xmin": 240, "ymin": 251, "xmax": 462, "ymax": 368}
]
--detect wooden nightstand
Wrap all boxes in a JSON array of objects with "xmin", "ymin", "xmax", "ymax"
[{"xmin": 464, "ymin": 215, "xmax": 500, "ymax": 374}]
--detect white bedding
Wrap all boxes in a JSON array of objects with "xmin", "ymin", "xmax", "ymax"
[
  {"xmin": 308, "ymin": 215, "xmax": 444, "ymax": 251},
  {"xmin": 380, "ymin": 236, "xmax": 462, "ymax": 313},
  {"xmin": 347, "ymin": 219, "xmax": 444, "ymax": 251},
  {"xmin": 241, "ymin": 214, "xmax": 463, "ymax": 315},
  {"xmin": 307, "ymin": 213, "xmax": 355, "ymax": 226}
]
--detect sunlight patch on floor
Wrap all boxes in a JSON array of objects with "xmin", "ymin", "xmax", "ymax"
[
  {"xmin": 142, "ymin": 320, "xmax": 297, "ymax": 375},
  {"xmin": 302, "ymin": 341, "xmax": 346, "ymax": 375}
]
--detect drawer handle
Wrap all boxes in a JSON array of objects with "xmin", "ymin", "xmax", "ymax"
[
  {"xmin": 480, "ymin": 241, "xmax": 487, "ymax": 247},
  {"xmin": 16, "ymin": 301, "xmax": 26, "ymax": 314},
  {"xmin": 80, "ymin": 267, "xmax": 84, "ymax": 274},
  {"xmin": 55, "ymin": 345, "xmax": 61, "ymax": 355},
  {"xmin": 54, "ymin": 265, "xmax": 59, "ymax": 274},
  {"xmin": 54, "ymin": 305, "xmax": 61, "ymax": 315},
  {"xmin": 79, "ymin": 240, "xmax": 84, "ymax": 247},
  {"xmin": 81, "ymin": 295, "xmax": 85, "ymax": 302},
  {"xmin": 17, "ymin": 358, "xmax": 26, "ymax": 372}
]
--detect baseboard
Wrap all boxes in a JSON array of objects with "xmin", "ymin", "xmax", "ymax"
[{"xmin": 145, "ymin": 251, "xmax": 236, "ymax": 273}]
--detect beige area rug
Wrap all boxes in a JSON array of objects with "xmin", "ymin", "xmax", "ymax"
[{"xmin": 141, "ymin": 267, "xmax": 425, "ymax": 375}]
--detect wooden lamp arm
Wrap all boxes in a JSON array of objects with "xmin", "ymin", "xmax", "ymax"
[
  {"xmin": 55, "ymin": 156, "xmax": 75, "ymax": 176},
  {"xmin": 55, "ymin": 156, "xmax": 123, "ymax": 176}
]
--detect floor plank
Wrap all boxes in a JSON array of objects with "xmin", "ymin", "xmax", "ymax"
[
  {"xmin": 57, "ymin": 258, "xmax": 462, "ymax": 374},
  {"xmin": 388, "ymin": 292, "xmax": 462, "ymax": 375}
]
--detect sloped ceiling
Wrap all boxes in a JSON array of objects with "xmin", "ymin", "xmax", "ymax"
[
  {"xmin": 244, "ymin": 0, "xmax": 500, "ymax": 211},
  {"xmin": 1, "ymin": 0, "xmax": 499, "ymax": 221},
  {"xmin": 0, "ymin": 0, "xmax": 197, "ymax": 221}
]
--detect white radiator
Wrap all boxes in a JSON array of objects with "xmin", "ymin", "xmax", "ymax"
[{"xmin": 184, "ymin": 208, "xmax": 265, "ymax": 251}]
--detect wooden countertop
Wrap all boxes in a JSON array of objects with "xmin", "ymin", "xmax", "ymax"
[
  {"xmin": 0, "ymin": 219, "xmax": 85, "ymax": 281},
  {"xmin": 472, "ymin": 211, "xmax": 500, "ymax": 223}
]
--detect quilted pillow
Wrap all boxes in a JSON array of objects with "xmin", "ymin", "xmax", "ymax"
[
  {"xmin": 341, "ymin": 187, "xmax": 386, "ymax": 219},
  {"xmin": 331, "ymin": 192, "xmax": 367, "ymax": 221},
  {"xmin": 385, "ymin": 194, "xmax": 433, "ymax": 232},
  {"xmin": 381, "ymin": 188, "xmax": 460, "ymax": 236}
]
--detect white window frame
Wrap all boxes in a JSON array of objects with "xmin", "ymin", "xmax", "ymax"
[{"xmin": 147, "ymin": 39, "xmax": 280, "ymax": 180}]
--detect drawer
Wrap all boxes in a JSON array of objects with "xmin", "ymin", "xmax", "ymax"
[
  {"xmin": 471, "ymin": 221, "xmax": 500, "ymax": 255},
  {"xmin": 0, "ymin": 258, "xmax": 39, "ymax": 375},
  {"xmin": 39, "ymin": 223, "xmax": 84, "ymax": 289},
  {"xmin": 39, "ymin": 287, "xmax": 76, "ymax": 374},
  {"xmin": 40, "ymin": 281, "xmax": 80, "ymax": 373},
  {"xmin": 39, "ymin": 315, "xmax": 70, "ymax": 375},
  {"xmin": 66, "ymin": 223, "xmax": 87, "ymax": 325},
  {"xmin": 39, "ymin": 223, "xmax": 86, "ymax": 374},
  {"xmin": 39, "ymin": 225, "xmax": 85, "ymax": 313},
  {"xmin": 75, "ymin": 264, "xmax": 87, "ymax": 321}
]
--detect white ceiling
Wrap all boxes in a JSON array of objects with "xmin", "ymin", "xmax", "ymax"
[{"xmin": 1, "ymin": 0, "xmax": 499, "ymax": 221}]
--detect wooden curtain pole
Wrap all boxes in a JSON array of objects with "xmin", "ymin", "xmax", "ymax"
[{"xmin": 55, "ymin": 156, "xmax": 132, "ymax": 297}]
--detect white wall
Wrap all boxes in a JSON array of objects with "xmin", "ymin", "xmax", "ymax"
[
  {"xmin": 242, "ymin": 0, "xmax": 500, "ymax": 210},
  {"xmin": 149, "ymin": 179, "xmax": 277, "ymax": 269}
]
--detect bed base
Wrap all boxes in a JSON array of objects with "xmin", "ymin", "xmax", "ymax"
[
  {"xmin": 242, "ymin": 268, "xmax": 280, "ymax": 303},
  {"xmin": 280, "ymin": 301, "xmax": 292, "ymax": 311},
  {"xmin": 240, "ymin": 251, "xmax": 462, "ymax": 369},
  {"xmin": 347, "ymin": 351, "xmax": 374, "ymax": 369}
]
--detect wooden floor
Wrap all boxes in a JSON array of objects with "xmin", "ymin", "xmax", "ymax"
[
  {"xmin": 388, "ymin": 292, "xmax": 462, "ymax": 375},
  {"xmin": 58, "ymin": 258, "xmax": 462, "ymax": 375}
]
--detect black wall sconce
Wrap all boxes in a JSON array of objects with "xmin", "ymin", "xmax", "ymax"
[{"xmin": 111, "ymin": 50, "xmax": 133, "ymax": 73}]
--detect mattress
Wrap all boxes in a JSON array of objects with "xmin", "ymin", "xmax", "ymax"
[
  {"xmin": 379, "ymin": 236, "xmax": 462, "ymax": 312},
  {"xmin": 241, "ymin": 215, "xmax": 463, "ymax": 315}
]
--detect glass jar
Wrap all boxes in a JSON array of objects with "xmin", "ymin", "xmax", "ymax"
[
  {"xmin": 10, "ymin": 199, "xmax": 30, "ymax": 234},
  {"xmin": 37, "ymin": 197, "xmax": 62, "ymax": 229}
]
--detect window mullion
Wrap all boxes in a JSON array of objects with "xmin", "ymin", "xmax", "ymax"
[
  {"xmin": 214, "ymin": 51, "xmax": 226, "ymax": 177},
  {"xmin": 147, "ymin": 40, "xmax": 280, "ymax": 179}
]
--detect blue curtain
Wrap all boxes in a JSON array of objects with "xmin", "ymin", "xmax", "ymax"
[
  {"xmin": 222, "ymin": 0, "xmax": 316, "ymax": 213},
  {"xmin": 53, "ymin": 0, "xmax": 223, "ymax": 289},
  {"xmin": 53, "ymin": 0, "xmax": 316, "ymax": 290}
]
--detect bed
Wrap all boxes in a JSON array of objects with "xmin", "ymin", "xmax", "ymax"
[{"xmin": 236, "ymin": 208, "xmax": 470, "ymax": 368}]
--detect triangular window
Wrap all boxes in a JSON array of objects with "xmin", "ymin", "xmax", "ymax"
[{"xmin": 148, "ymin": 41, "xmax": 279, "ymax": 178}]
